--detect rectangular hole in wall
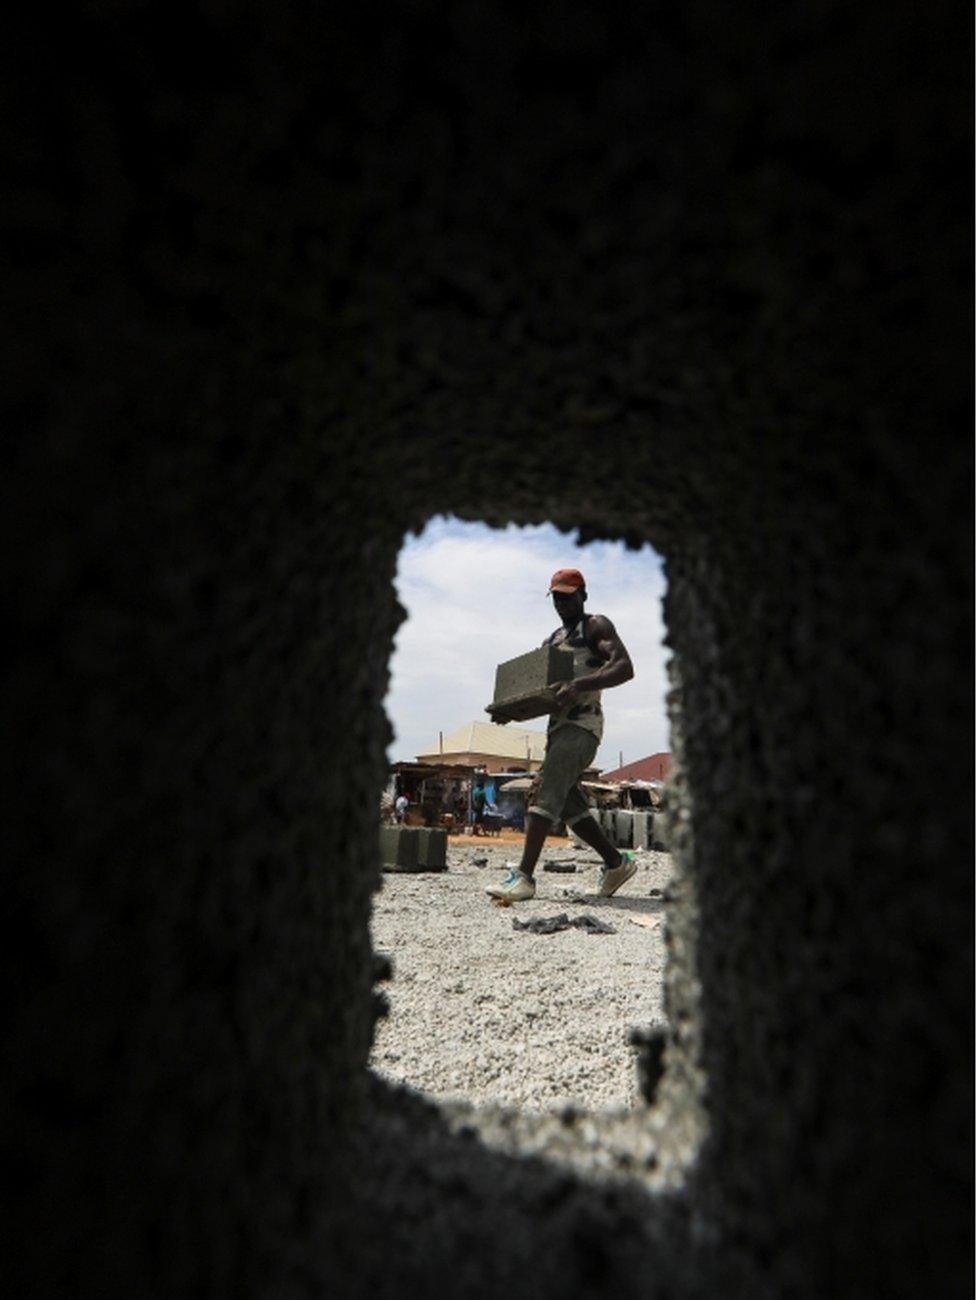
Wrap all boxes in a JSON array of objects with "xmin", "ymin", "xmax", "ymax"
[{"xmin": 369, "ymin": 516, "xmax": 700, "ymax": 1184}]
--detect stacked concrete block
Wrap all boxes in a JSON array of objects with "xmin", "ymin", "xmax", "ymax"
[
  {"xmin": 379, "ymin": 825, "xmax": 418, "ymax": 871},
  {"xmin": 486, "ymin": 644, "xmax": 574, "ymax": 722},
  {"xmin": 651, "ymin": 814, "xmax": 670, "ymax": 852},
  {"xmin": 632, "ymin": 811, "xmax": 651, "ymax": 850},
  {"xmin": 415, "ymin": 827, "xmax": 447, "ymax": 869},
  {"xmin": 379, "ymin": 825, "xmax": 447, "ymax": 872},
  {"xmin": 614, "ymin": 809, "xmax": 634, "ymax": 848}
]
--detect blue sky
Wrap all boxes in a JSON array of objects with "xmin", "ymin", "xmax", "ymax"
[{"xmin": 385, "ymin": 517, "xmax": 670, "ymax": 773}]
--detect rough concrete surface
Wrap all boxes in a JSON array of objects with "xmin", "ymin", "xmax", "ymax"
[{"xmin": 6, "ymin": 0, "xmax": 971, "ymax": 1296}]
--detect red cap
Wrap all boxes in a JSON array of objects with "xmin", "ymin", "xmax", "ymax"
[{"xmin": 548, "ymin": 568, "xmax": 586, "ymax": 594}]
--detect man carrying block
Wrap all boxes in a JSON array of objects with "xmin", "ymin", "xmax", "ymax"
[{"xmin": 486, "ymin": 568, "xmax": 638, "ymax": 902}]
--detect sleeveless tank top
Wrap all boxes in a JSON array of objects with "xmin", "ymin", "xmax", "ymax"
[{"xmin": 545, "ymin": 614, "xmax": 605, "ymax": 741}]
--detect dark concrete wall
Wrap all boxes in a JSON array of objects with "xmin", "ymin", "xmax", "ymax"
[{"xmin": 6, "ymin": 2, "xmax": 971, "ymax": 1295}]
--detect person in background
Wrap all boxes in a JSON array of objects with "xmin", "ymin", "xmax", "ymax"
[
  {"xmin": 471, "ymin": 773, "xmax": 488, "ymax": 836},
  {"xmin": 394, "ymin": 792, "xmax": 409, "ymax": 825}
]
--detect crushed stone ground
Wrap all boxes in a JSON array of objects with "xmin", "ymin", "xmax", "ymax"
[{"xmin": 369, "ymin": 839, "xmax": 674, "ymax": 1116}]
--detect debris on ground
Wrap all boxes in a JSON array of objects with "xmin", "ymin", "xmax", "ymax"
[
  {"xmin": 513, "ymin": 912, "xmax": 617, "ymax": 936},
  {"xmin": 628, "ymin": 914, "xmax": 660, "ymax": 930},
  {"xmin": 542, "ymin": 859, "xmax": 577, "ymax": 873},
  {"xmin": 559, "ymin": 889, "xmax": 590, "ymax": 904},
  {"xmin": 572, "ymin": 914, "xmax": 617, "ymax": 935}
]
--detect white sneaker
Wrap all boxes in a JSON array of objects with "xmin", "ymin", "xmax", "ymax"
[
  {"xmin": 597, "ymin": 851, "xmax": 638, "ymax": 897},
  {"xmin": 486, "ymin": 869, "xmax": 536, "ymax": 902}
]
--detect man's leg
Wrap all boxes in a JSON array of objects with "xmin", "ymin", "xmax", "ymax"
[
  {"xmin": 487, "ymin": 727, "xmax": 626, "ymax": 902},
  {"xmin": 568, "ymin": 813, "xmax": 622, "ymax": 869},
  {"xmin": 517, "ymin": 802, "xmax": 627, "ymax": 880},
  {"xmin": 560, "ymin": 755, "xmax": 639, "ymax": 897},
  {"xmin": 486, "ymin": 732, "xmax": 572, "ymax": 900},
  {"xmin": 565, "ymin": 808, "xmax": 638, "ymax": 898},
  {"xmin": 485, "ymin": 808, "xmax": 552, "ymax": 899},
  {"xmin": 516, "ymin": 811, "xmax": 550, "ymax": 879},
  {"xmin": 514, "ymin": 726, "xmax": 592, "ymax": 880}
]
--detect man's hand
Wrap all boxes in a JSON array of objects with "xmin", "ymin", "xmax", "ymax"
[{"xmin": 553, "ymin": 681, "xmax": 580, "ymax": 708}]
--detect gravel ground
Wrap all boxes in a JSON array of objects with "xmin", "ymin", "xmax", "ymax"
[{"xmin": 369, "ymin": 839, "xmax": 674, "ymax": 1116}]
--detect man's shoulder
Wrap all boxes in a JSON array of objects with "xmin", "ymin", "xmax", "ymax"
[
  {"xmin": 584, "ymin": 612, "xmax": 614, "ymax": 637},
  {"xmin": 587, "ymin": 611, "xmax": 618, "ymax": 631}
]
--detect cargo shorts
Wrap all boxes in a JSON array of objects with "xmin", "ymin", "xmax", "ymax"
[{"xmin": 527, "ymin": 723, "xmax": 600, "ymax": 827}]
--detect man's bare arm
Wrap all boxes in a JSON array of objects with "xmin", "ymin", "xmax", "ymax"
[{"xmin": 553, "ymin": 615, "xmax": 633, "ymax": 706}]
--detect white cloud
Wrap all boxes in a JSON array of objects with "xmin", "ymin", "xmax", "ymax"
[{"xmin": 385, "ymin": 517, "xmax": 670, "ymax": 772}]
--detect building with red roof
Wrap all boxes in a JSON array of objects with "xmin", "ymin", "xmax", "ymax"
[{"xmin": 599, "ymin": 752, "xmax": 671, "ymax": 782}]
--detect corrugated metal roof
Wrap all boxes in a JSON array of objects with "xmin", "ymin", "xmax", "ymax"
[{"xmin": 416, "ymin": 720, "xmax": 547, "ymax": 762}]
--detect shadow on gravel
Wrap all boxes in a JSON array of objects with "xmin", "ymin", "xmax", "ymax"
[
  {"xmin": 554, "ymin": 893, "xmax": 666, "ymax": 918},
  {"xmin": 323, "ymin": 1075, "xmax": 728, "ymax": 1300}
]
